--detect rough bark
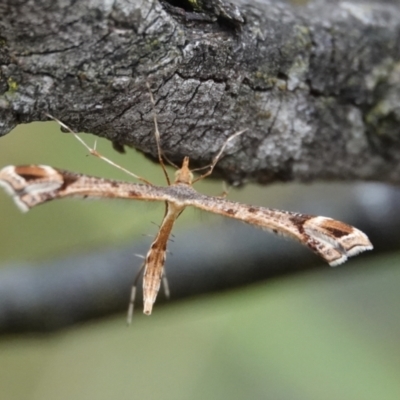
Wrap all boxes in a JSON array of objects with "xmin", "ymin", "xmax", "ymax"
[{"xmin": 1, "ymin": 0, "xmax": 400, "ymax": 184}]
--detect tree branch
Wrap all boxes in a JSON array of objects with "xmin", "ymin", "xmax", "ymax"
[{"xmin": 1, "ymin": 0, "xmax": 400, "ymax": 184}]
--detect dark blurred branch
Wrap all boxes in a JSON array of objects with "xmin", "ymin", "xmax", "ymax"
[
  {"xmin": 0, "ymin": 183, "xmax": 398, "ymax": 334},
  {"xmin": 1, "ymin": 0, "xmax": 400, "ymax": 184},
  {"xmin": 1, "ymin": 0, "xmax": 400, "ymax": 333}
]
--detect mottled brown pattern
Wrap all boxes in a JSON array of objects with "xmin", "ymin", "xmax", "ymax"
[
  {"xmin": 58, "ymin": 172, "xmax": 80, "ymax": 191},
  {"xmin": 288, "ymin": 213, "xmax": 312, "ymax": 233}
]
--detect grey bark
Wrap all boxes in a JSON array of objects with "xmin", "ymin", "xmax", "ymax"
[{"xmin": 1, "ymin": 0, "xmax": 400, "ymax": 184}]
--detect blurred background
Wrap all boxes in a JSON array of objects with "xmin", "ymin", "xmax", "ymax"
[{"xmin": 0, "ymin": 121, "xmax": 400, "ymax": 400}]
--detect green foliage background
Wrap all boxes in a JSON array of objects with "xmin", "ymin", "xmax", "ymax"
[{"xmin": 0, "ymin": 122, "xmax": 400, "ymax": 400}]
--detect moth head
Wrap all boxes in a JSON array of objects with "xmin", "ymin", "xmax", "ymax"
[{"xmin": 174, "ymin": 156, "xmax": 193, "ymax": 185}]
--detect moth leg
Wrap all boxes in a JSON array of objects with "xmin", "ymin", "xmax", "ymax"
[
  {"xmin": 126, "ymin": 260, "xmax": 146, "ymax": 326},
  {"xmin": 162, "ymin": 268, "xmax": 170, "ymax": 299},
  {"xmin": 45, "ymin": 113, "xmax": 153, "ymax": 185},
  {"xmin": 192, "ymin": 129, "xmax": 246, "ymax": 183},
  {"xmin": 146, "ymin": 82, "xmax": 178, "ymax": 184}
]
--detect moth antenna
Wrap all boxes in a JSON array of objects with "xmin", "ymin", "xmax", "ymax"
[
  {"xmin": 45, "ymin": 113, "xmax": 153, "ymax": 186},
  {"xmin": 192, "ymin": 129, "xmax": 247, "ymax": 183}
]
